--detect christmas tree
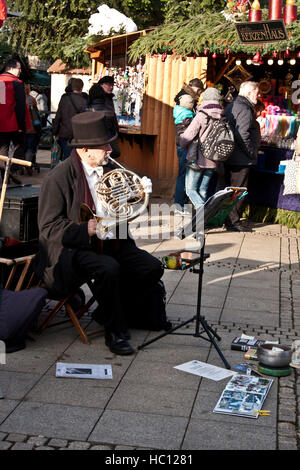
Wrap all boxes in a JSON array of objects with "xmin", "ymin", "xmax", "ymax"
[{"xmin": 1, "ymin": 1, "xmax": 166, "ymax": 66}]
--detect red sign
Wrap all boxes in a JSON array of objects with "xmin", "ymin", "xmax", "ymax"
[{"xmin": 0, "ymin": 0, "xmax": 7, "ymax": 28}]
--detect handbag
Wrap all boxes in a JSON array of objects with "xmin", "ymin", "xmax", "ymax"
[
  {"xmin": 28, "ymin": 96, "xmax": 42, "ymax": 131},
  {"xmin": 51, "ymin": 136, "xmax": 62, "ymax": 168},
  {"xmin": 283, "ymin": 153, "xmax": 300, "ymax": 195}
]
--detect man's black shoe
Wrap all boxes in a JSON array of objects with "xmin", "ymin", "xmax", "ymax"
[
  {"xmin": 185, "ymin": 161, "xmax": 201, "ymax": 171},
  {"xmin": 226, "ymin": 223, "xmax": 247, "ymax": 232},
  {"xmin": 120, "ymin": 329, "xmax": 131, "ymax": 340},
  {"xmin": 105, "ymin": 331, "xmax": 135, "ymax": 355}
]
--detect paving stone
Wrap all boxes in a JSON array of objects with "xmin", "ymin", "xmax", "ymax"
[
  {"xmin": 90, "ymin": 444, "xmax": 113, "ymax": 450},
  {"xmin": 10, "ymin": 442, "xmax": 34, "ymax": 450},
  {"xmin": 278, "ymin": 437, "xmax": 298, "ymax": 450},
  {"xmin": 0, "ymin": 431, "xmax": 7, "ymax": 441},
  {"xmin": 0, "ymin": 402, "xmax": 102, "ymax": 441},
  {"xmin": 0, "ymin": 441, "xmax": 12, "ymax": 450},
  {"xmin": 89, "ymin": 410, "xmax": 188, "ymax": 450},
  {"xmin": 27, "ymin": 436, "xmax": 49, "ymax": 447},
  {"xmin": 67, "ymin": 441, "xmax": 91, "ymax": 450},
  {"xmin": 48, "ymin": 438, "xmax": 68, "ymax": 447},
  {"xmin": 6, "ymin": 432, "xmax": 27, "ymax": 442},
  {"xmin": 35, "ymin": 446, "xmax": 55, "ymax": 450},
  {"xmin": 182, "ymin": 419, "xmax": 276, "ymax": 450}
]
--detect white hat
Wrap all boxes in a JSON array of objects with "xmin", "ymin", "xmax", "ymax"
[
  {"xmin": 202, "ymin": 87, "xmax": 221, "ymax": 101},
  {"xmin": 179, "ymin": 94, "xmax": 194, "ymax": 110}
]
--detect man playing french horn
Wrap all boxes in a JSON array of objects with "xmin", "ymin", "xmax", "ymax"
[{"xmin": 34, "ymin": 111, "xmax": 164, "ymax": 355}]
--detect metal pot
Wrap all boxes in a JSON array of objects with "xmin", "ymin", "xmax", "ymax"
[{"xmin": 257, "ymin": 344, "xmax": 292, "ymax": 368}]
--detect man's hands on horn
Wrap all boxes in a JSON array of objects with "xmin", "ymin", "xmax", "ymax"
[
  {"xmin": 88, "ymin": 218, "xmax": 97, "ymax": 236},
  {"xmin": 141, "ymin": 176, "xmax": 152, "ymax": 194}
]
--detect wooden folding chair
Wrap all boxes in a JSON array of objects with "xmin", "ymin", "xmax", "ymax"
[
  {"xmin": 37, "ymin": 281, "xmax": 104, "ymax": 344},
  {"xmin": 0, "ymin": 254, "xmax": 36, "ymax": 291}
]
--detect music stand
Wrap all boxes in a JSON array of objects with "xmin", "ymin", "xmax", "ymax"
[{"xmin": 137, "ymin": 187, "xmax": 248, "ymax": 370}]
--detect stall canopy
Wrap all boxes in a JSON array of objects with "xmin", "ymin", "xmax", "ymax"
[
  {"xmin": 28, "ymin": 70, "xmax": 51, "ymax": 86},
  {"xmin": 129, "ymin": 10, "xmax": 300, "ymax": 61}
]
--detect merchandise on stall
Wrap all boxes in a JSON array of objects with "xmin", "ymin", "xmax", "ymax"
[{"xmin": 96, "ymin": 60, "xmax": 145, "ymax": 129}]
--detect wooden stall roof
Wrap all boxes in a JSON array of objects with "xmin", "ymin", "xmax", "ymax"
[
  {"xmin": 47, "ymin": 59, "xmax": 91, "ymax": 75},
  {"xmin": 86, "ymin": 28, "xmax": 154, "ymax": 55}
]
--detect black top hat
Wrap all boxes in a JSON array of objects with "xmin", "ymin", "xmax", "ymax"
[
  {"xmin": 98, "ymin": 75, "xmax": 114, "ymax": 85},
  {"xmin": 70, "ymin": 111, "xmax": 118, "ymax": 148}
]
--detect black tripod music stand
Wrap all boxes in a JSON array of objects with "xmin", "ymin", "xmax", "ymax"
[{"xmin": 137, "ymin": 187, "xmax": 248, "ymax": 370}]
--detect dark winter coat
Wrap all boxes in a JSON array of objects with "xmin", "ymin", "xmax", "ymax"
[
  {"xmin": 0, "ymin": 73, "xmax": 27, "ymax": 132},
  {"xmin": 88, "ymin": 84, "xmax": 118, "ymax": 132},
  {"xmin": 224, "ymin": 95, "xmax": 260, "ymax": 166},
  {"xmin": 180, "ymin": 100, "xmax": 224, "ymax": 169},
  {"xmin": 33, "ymin": 150, "xmax": 112, "ymax": 298},
  {"xmin": 52, "ymin": 92, "xmax": 88, "ymax": 140}
]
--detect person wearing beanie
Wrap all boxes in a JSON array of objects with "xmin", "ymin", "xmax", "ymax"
[
  {"xmin": 223, "ymin": 81, "xmax": 260, "ymax": 231},
  {"xmin": 173, "ymin": 94, "xmax": 197, "ymax": 214},
  {"xmin": 88, "ymin": 75, "xmax": 121, "ymax": 159},
  {"xmin": 179, "ymin": 87, "xmax": 224, "ymax": 209},
  {"xmin": 174, "ymin": 78, "xmax": 204, "ymax": 110},
  {"xmin": 35, "ymin": 111, "xmax": 164, "ymax": 356}
]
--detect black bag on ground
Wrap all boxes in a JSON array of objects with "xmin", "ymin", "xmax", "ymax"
[
  {"xmin": 127, "ymin": 280, "xmax": 172, "ymax": 331},
  {"xmin": 0, "ymin": 287, "xmax": 47, "ymax": 353}
]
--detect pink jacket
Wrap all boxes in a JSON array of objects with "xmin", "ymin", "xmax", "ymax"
[{"xmin": 180, "ymin": 100, "xmax": 224, "ymax": 169}]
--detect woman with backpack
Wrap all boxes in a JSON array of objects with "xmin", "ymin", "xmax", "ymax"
[{"xmin": 179, "ymin": 87, "xmax": 224, "ymax": 209}]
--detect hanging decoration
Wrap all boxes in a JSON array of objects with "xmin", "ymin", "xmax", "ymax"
[
  {"xmin": 248, "ymin": 0, "xmax": 262, "ymax": 21},
  {"xmin": 283, "ymin": 0, "xmax": 298, "ymax": 25},
  {"xmin": 224, "ymin": 0, "xmax": 250, "ymax": 21},
  {"xmin": 0, "ymin": 0, "xmax": 7, "ymax": 29},
  {"xmin": 252, "ymin": 49, "xmax": 264, "ymax": 64},
  {"xmin": 268, "ymin": 0, "xmax": 282, "ymax": 19},
  {"xmin": 224, "ymin": 64, "xmax": 253, "ymax": 90}
]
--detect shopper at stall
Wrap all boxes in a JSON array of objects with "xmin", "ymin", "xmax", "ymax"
[
  {"xmin": 88, "ymin": 75, "xmax": 120, "ymax": 159},
  {"xmin": 24, "ymin": 83, "xmax": 41, "ymax": 175},
  {"xmin": 224, "ymin": 81, "xmax": 260, "ymax": 231},
  {"xmin": 173, "ymin": 79, "xmax": 204, "ymax": 214},
  {"xmin": 52, "ymin": 78, "xmax": 88, "ymax": 160},
  {"xmin": 180, "ymin": 87, "xmax": 223, "ymax": 209},
  {"xmin": 0, "ymin": 58, "xmax": 28, "ymax": 183},
  {"xmin": 30, "ymin": 86, "xmax": 48, "ymax": 127},
  {"xmin": 173, "ymin": 94, "xmax": 197, "ymax": 214},
  {"xmin": 174, "ymin": 78, "xmax": 204, "ymax": 111}
]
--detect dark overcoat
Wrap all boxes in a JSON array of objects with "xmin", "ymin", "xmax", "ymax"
[
  {"xmin": 33, "ymin": 150, "xmax": 105, "ymax": 298},
  {"xmin": 224, "ymin": 95, "xmax": 260, "ymax": 166}
]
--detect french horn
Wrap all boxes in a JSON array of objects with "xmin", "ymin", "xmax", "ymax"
[{"xmin": 80, "ymin": 156, "xmax": 150, "ymax": 239}]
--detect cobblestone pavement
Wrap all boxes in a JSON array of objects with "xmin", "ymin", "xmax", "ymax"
[{"xmin": 0, "ymin": 153, "xmax": 299, "ymax": 450}]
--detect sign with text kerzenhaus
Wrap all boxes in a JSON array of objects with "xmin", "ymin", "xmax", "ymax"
[{"xmin": 235, "ymin": 19, "xmax": 288, "ymax": 44}]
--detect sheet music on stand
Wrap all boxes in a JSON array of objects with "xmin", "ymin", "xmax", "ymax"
[{"xmin": 178, "ymin": 187, "xmax": 248, "ymax": 240}]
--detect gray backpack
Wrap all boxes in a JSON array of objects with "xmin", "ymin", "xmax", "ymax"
[{"xmin": 199, "ymin": 110, "xmax": 235, "ymax": 162}]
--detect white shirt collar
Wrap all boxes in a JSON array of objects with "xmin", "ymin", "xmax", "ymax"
[{"xmin": 81, "ymin": 160, "xmax": 103, "ymax": 178}]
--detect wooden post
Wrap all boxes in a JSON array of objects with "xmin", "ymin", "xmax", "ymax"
[{"xmin": 0, "ymin": 155, "xmax": 32, "ymax": 223}]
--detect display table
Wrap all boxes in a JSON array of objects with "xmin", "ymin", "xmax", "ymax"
[{"xmin": 248, "ymin": 146, "xmax": 300, "ymax": 213}]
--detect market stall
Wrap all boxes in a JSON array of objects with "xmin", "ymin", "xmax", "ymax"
[
  {"xmin": 86, "ymin": 30, "xmax": 207, "ymax": 195},
  {"xmin": 87, "ymin": 2, "xmax": 300, "ymax": 224}
]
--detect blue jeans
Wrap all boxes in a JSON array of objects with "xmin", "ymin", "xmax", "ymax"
[
  {"xmin": 174, "ymin": 145, "xmax": 188, "ymax": 208},
  {"xmin": 185, "ymin": 168, "xmax": 214, "ymax": 209}
]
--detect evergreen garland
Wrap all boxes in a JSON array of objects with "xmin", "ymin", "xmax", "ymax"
[{"xmin": 129, "ymin": 9, "xmax": 300, "ymax": 61}]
